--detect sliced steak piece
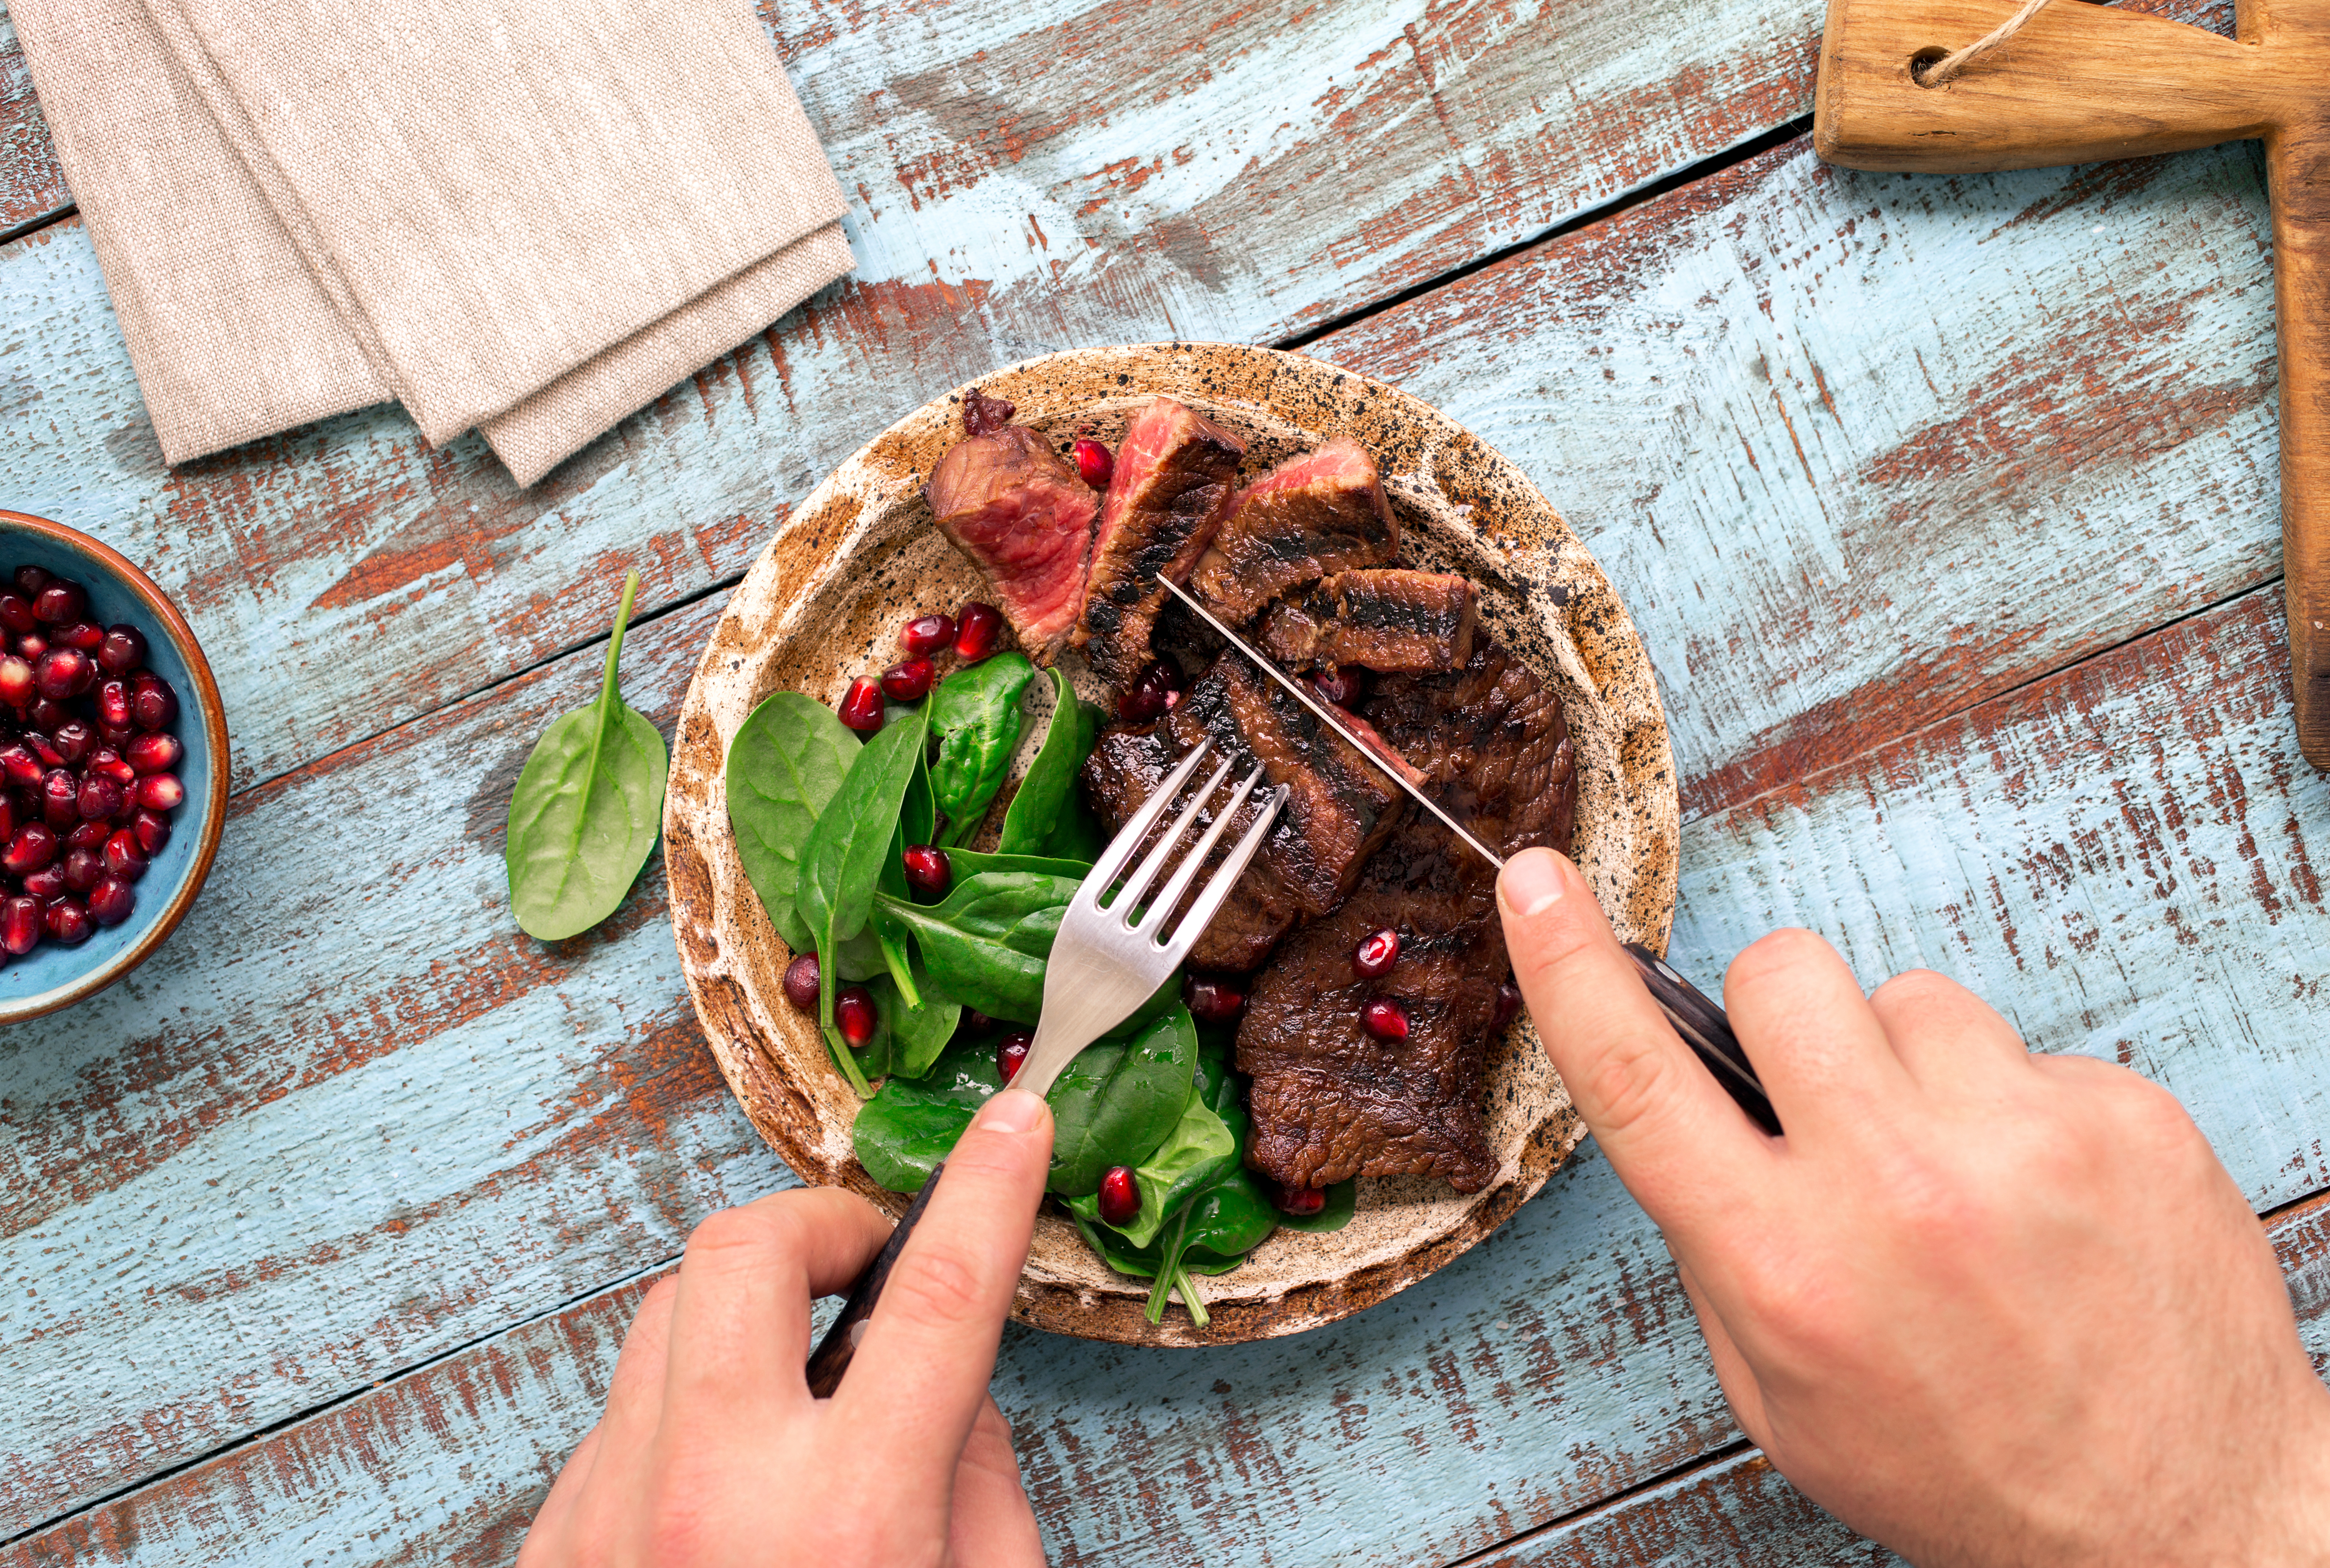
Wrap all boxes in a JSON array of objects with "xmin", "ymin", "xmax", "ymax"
[
  {"xmin": 1260, "ymin": 569, "xmax": 1477, "ymax": 673},
  {"xmin": 1188, "ymin": 437, "xmax": 1398, "ymax": 623},
  {"xmin": 1072, "ymin": 397, "xmax": 1246, "ymax": 685},
  {"xmin": 1237, "ymin": 638, "xmax": 1575, "ymax": 1194},
  {"xmin": 1078, "ymin": 652, "xmax": 1409, "ymax": 970},
  {"xmin": 928, "ymin": 423, "xmax": 1098, "ymax": 663}
]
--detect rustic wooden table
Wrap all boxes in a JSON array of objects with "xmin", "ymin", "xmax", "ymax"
[{"xmin": 3, "ymin": 0, "xmax": 2325, "ymax": 1562}]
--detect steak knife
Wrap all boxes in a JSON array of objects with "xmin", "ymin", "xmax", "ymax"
[{"xmin": 1158, "ymin": 575, "xmax": 1781, "ymax": 1137}]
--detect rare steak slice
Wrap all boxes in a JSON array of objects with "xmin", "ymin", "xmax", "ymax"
[
  {"xmin": 1072, "ymin": 397, "xmax": 1246, "ymax": 685},
  {"xmin": 1260, "ymin": 569, "xmax": 1477, "ymax": 673},
  {"xmin": 1238, "ymin": 639, "xmax": 1575, "ymax": 1193},
  {"xmin": 1079, "ymin": 653, "xmax": 1408, "ymax": 970},
  {"xmin": 1188, "ymin": 437, "xmax": 1398, "ymax": 623},
  {"xmin": 928, "ymin": 409, "xmax": 1098, "ymax": 664}
]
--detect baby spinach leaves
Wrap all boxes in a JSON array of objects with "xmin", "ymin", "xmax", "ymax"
[
  {"xmin": 1047, "ymin": 1005, "xmax": 1198, "ymax": 1196},
  {"xmin": 930, "ymin": 653, "xmax": 1034, "ymax": 844},
  {"xmin": 798, "ymin": 715, "xmax": 928, "ymax": 1094},
  {"xmin": 1067, "ymin": 1089, "xmax": 1237, "ymax": 1248},
  {"xmin": 507, "ymin": 572, "xmax": 669, "ymax": 941},
  {"xmin": 874, "ymin": 871, "xmax": 1080, "ymax": 1022},
  {"xmin": 852, "ymin": 1036, "xmax": 1001, "ymax": 1192},
  {"xmin": 998, "ymin": 668, "xmax": 1086, "ymax": 854},
  {"xmin": 725, "ymin": 691, "xmax": 857, "ymax": 951}
]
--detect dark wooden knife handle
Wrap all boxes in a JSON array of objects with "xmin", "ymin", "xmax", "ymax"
[
  {"xmin": 805, "ymin": 1163, "xmax": 944, "ymax": 1398},
  {"xmin": 1622, "ymin": 944, "xmax": 1783, "ymax": 1137}
]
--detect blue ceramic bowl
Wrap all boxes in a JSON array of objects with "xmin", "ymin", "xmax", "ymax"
[{"xmin": 0, "ymin": 512, "xmax": 228, "ymax": 1023}]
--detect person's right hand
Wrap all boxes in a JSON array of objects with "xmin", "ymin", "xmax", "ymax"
[{"xmin": 1496, "ymin": 847, "xmax": 2330, "ymax": 1568}]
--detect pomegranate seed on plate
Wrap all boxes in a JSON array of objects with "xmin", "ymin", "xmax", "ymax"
[
  {"xmin": 1116, "ymin": 658, "xmax": 1184, "ymax": 724},
  {"xmin": 1072, "ymin": 438, "xmax": 1114, "ymax": 489},
  {"xmin": 124, "ymin": 732, "xmax": 182, "ymax": 775},
  {"xmin": 902, "ymin": 844, "xmax": 951, "ymax": 899},
  {"xmin": 52, "ymin": 720, "xmax": 91, "ymax": 766},
  {"xmin": 136, "ymin": 774, "xmax": 185, "ymax": 811},
  {"xmin": 899, "ymin": 613, "xmax": 956, "ymax": 658},
  {"xmin": 3, "ymin": 822, "xmax": 55, "ymax": 875},
  {"xmin": 953, "ymin": 602, "xmax": 1002, "ymax": 661},
  {"xmin": 42, "ymin": 769, "xmax": 79, "ymax": 827},
  {"xmin": 836, "ymin": 676, "xmax": 885, "ymax": 734},
  {"xmin": 88, "ymin": 875, "xmax": 135, "ymax": 927},
  {"xmin": 997, "ymin": 1030, "xmax": 1032, "ymax": 1083},
  {"xmin": 782, "ymin": 952, "xmax": 820, "ymax": 1011},
  {"xmin": 131, "ymin": 809, "xmax": 170, "ymax": 856},
  {"xmin": 834, "ymin": 985, "xmax": 879, "ymax": 1047},
  {"xmin": 36, "ymin": 649, "xmax": 93, "ymax": 701},
  {"xmin": 32, "ymin": 581, "xmax": 84, "ymax": 625},
  {"xmin": 1269, "ymin": 1180, "xmax": 1327, "ymax": 1217},
  {"xmin": 102, "ymin": 829, "xmax": 148, "ymax": 881},
  {"xmin": 97, "ymin": 679, "xmax": 131, "ymax": 730},
  {"xmin": 97, "ymin": 625, "xmax": 146, "ymax": 675},
  {"xmin": 14, "ymin": 633, "xmax": 45, "ymax": 662},
  {"xmin": 1491, "ymin": 981, "xmax": 1523, "ymax": 1032},
  {"xmin": 21, "ymin": 863, "xmax": 65, "ymax": 901},
  {"xmin": 1, "ymin": 894, "xmax": 41, "ymax": 954},
  {"xmin": 879, "ymin": 657, "xmax": 935, "ymax": 702},
  {"xmin": 78, "ymin": 774, "xmax": 124, "ymax": 821},
  {"xmin": 0, "ymin": 657, "xmax": 32, "ymax": 708},
  {"xmin": 0, "ymin": 594, "xmax": 32, "ymax": 636},
  {"xmin": 44, "ymin": 898, "xmax": 90, "ymax": 945},
  {"xmin": 1184, "ymin": 973, "xmax": 1246, "ymax": 1025},
  {"xmin": 89, "ymin": 749, "xmax": 136, "ymax": 786},
  {"xmin": 12, "ymin": 566, "xmax": 49, "ymax": 598},
  {"xmin": 61, "ymin": 847, "xmax": 102, "ymax": 894},
  {"xmin": 1311, "ymin": 664, "xmax": 1366, "ymax": 708},
  {"xmin": 57, "ymin": 622, "xmax": 103, "ymax": 653},
  {"xmin": 1097, "ymin": 1166, "xmax": 1140, "ymax": 1227},
  {"xmin": 1361, "ymin": 996, "xmax": 1409, "ymax": 1041},
  {"xmin": 130, "ymin": 673, "xmax": 177, "ymax": 731},
  {"xmin": 1353, "ymin": 928, "xmax": 1400, "ymax": 978}
]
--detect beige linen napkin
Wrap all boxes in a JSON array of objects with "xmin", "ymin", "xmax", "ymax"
[{"xmin": 12, "ymin": 0, "xmax": 852, "ymax": 486}]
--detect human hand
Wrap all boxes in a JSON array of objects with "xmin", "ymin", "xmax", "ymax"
[
  {"xmin": 517, "ymin": 1088, "xmax": 1055, "ymax": 1568},
  {"xmin": 1497, "ymin": 848, "xmax": 2330, "ymax": 1568}
]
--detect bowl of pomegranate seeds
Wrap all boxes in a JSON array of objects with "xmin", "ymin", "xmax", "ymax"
[{"xmin": 0, "ymin": 511, "xmax": 227, "ymax": 1023}]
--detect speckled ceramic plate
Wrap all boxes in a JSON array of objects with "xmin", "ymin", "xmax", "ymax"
[{"xmin": 664, "ymin": 342, "xmax": 1679, "ymax": 1346}]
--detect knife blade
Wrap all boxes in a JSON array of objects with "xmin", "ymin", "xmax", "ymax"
[{"xmin": 1156, "ymin": 573, "xmax": 1781, "ymax": 1136}]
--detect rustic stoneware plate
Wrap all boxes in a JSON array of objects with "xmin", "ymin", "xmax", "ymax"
[{"xmin": 664, "ymin": 343, "xmax": 1679, "ymax": 1346}]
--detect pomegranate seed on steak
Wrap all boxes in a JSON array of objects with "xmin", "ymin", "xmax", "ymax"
[
  {"xmin": 97, "ymin": 625, "xmax": 146, "ymax": 675},
  {"xmin": 902, "ymin": 844, "xmax": 951, "ymax": 899},
  {"xmin": 1353, "ymin": 928, "xmax": 1400, "ymax": 978},
  {"xmin": 1184, "ymin": 973, "xmax": 1246, "ymax": 1025},
  {"xmin": 1491, "ymin": 982, "xmax": 1523, "ymax": 1032},
  {"xmin": 1072, "ymin": 438, "xmax": 1114, "ymax": 490},
  {"xmin": 1116, "ymin": 659, "xmax": 1184, "ymax": 724},
  {"xmin": 1097, "ymin": 1166, "xmax": 1140, "ymax": 1227},
  {"xmin": 836, "ymin": 676, "xmax": 885, "ymax": 734},
  {"xmin": 899, "ymin": 613, "xmax": 955, "ymax": 658},
  {"xmin": 1311, "ymin": 664, "xmax": 1366, "ymax": 708},
  {"xmin": 952, "ymin": 602, "xmax": 1003, "ymax": 661},
  {"xmin": 879, "ymin": 658, "xmax": 935, "ymax": 703},
  {"xmin": 1361, "ymin": 997, "xmax": 1410, "ymax": 1041},
  {"xmin": 87, "ymin": 875, "xmax": 135, "ymax": 927},
  {"xmin": 1, "ymin": 895, "xmax": 41, "ymax": 954},
  {"xmin": 782, "ymin": 952, "xmax": 821, "ymax": 1011},
  {"xmin": 997, "ymin": 1030, "xmax": 1032, "ymax": 1084},
  {"xmin": 835, "ymin": 985, "xmax": 879, "ymax": 1047}
]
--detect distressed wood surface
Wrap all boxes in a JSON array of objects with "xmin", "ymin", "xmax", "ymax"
[{"xmin": 0, "ymin": 6, "xmax": 64, "ymax": 240}]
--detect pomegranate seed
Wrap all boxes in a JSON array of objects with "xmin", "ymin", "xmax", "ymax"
[
  {"xmin": 781, "ymin": 952, "xmax": 820, "ymax": 1010},
  {"xmin": 57, "ymin": 622, "xmax": 103, "ymax": 653},
  {"xmin": 1116, "ymin": 659, "xmax": 1185, "ymax": 724},
  {"xmin": 89, "ymin": 749, "xmax": 136, "ymax": 786},
  {"xmin": 1269, "ymin": 1180, "xmax": 1327, "ymax": 1217},
  {"xmin": 78, "ymin": 774, "xmax": 124, "ymax": 821},
  {"xmin": 902, "ymin": 844, "xmax": 951, "ymax": 899},
  {"xmin": 835, "ymin": 985, "xmax": 879, "ymax": 1047},
  {"xmin": 899, "ymin": 613, "xmax": 956, "ymax": 658},
  {"xmin": 32, "ymin": 581, "xmax": 84, "ymax": 625},
  {"xmin": 1362, "ymin": 996, "xmax": 1410, "ymax": 1041},
  {"xmin": 0, "ymin": 594, "xmax": 32, "ymax": 636},
  {"xmin": 52, "ymin": 720, "xmax": 91, "ymax": 766},
  {"xmin": 953, "ymin": 602, "xmax": 1003, "ymax": 661},
  {"xmin": 87, "ymin": 875, "xmax": 135, "ymax": 927},
  {"xmin": 962, "ymin": 1008, "xmax": 996, "ymax": 1033},
  {"xmin": 21, "ymin": 863, "xmax": 65, "ymax": 901},
  {"xmin": 130, "ymin": 673, "xmax": 176, "ymax": 732},
  {"xmin": 97, "ymin": 625, "xmax": 146, "ymax": 675},
  {"xmin": 124, "ymin": 732, "xmax": 182, "ymax": 775},
  {"xmin": 1097, "ymin": 1166, "xmax": 1140, "ymax": 1227},
  {"xmin": 43, "ymin": 769, "xmax": 79, "ymax": 827},
  {"xmin": 1312, "ymin": 664, "xmax": 1367, "ymax": 708},
  {"xmin": 0, "ymin": 657, "xmax": 32, "ymax": 708},
  {"xmin": 997, "ymin": 1030, "xmax": 1033, "ymax": 1083},
  {"xmin": 14, "ymin": 633, "xmax": 44, "ymax": 662},
  {"xmin": 12, "ymin": 566, "xmax": 48, "ymax": 598},
  {"xmin": 25, "ymin": 733, "xmax": 62, "ymax": 769},
  {"xmin": 1354, "ymin": 928, "xmax": 1401, "ymax": 978},
  {"xmin": 99, "ymin": 722, "xmax": 133, "ymax": 750},
  {"xmin": 30, "ymin": 699, "xmax": 66, "ymax": 733},
  {"xmin": 67, "ymin": 818, "xmax": 107, "ymax": 852},
  {"xmin": 0, "ymin": 796, "xmax": 15, "ymax": 842},
  {"xmin": 1072, "ymin": 438, "xmax": 1114, "ymax": 489},
  {"xmin": 44, "ymin": 898, "xmax": 90, "ymax": 945},
  {"xmin": 1492, "ymin": 981, "xmax": 1523, "ymax": 1033},
  {"xmin": 36, "ymin": 650, "xmax": 93, "ymax": 701},
  {"xmin": 880, "ymin": 657, "xmax": 935, "ymax": 703},
  {"xmin": 0, "ymin": 745, "xmax": 38, "ymax": 789},
  {"xmin": 136, "ymin": 774, "xmax": 185, "ymax": 811},
  {"xmin": 836, "ymin": 676, "xmax": 885, "ymax": 734},
  {"xmin": 3, "ymin": 822, "xmax": 55, "ymax": 875},
  {"xmin": 1, "ymin": 894, "xmax": 41, "ymax": 954},
  {"xmin": 1184, "ymin": 973, "xmax": 1246, "ymax": 1025},
  {"xmin": 131, "ymin": 809, "xmax": 170, "ymax": 856},
  {"xmin": 97, "ymin": 679, "xmax": 131, "ymax": 730},
  {"xmin": 61, "ymin": 846, "xmax": 102, "ymax": 894},
  {"xmin": 102, "ymin": 829, "xmax": 148, "ymax": 881}
]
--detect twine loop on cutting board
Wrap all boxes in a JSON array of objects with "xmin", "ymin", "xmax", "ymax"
[{"xmin": 1914, "ymin": 0, "xmax": 2073, "ymax": 85}]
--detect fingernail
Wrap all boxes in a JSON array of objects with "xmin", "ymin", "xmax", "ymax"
[
  {"xmin": 1499, "ymin": 848, "xmax": 1569, "ymax": 918},
  {"xmin": 973, "ymin": 1088, "xmax": 1047, "ymax": 1134}
]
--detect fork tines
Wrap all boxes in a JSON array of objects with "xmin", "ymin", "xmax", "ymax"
[{"xmin": 1083, "ymin": 737, "xmax": 1287, "ymax": 957}]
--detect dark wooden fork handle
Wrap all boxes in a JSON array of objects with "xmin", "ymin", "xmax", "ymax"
[
  {"xmin": 806, "ymin": 1163, "xmax": 944, "ymax": 1397},
  {"xmin": 1623, "ymin": 943, "xmax": 1782, "ymax": 1136}
]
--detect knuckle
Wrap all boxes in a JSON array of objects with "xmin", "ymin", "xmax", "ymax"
[
  {"xmin": 1868, "ymin": 968, "xmax": 1957, "ymax": 1015},
  {"xmin": 1724, "ymin": 928, "xmax": 1833, "ymax": 999},
  {"xmin": 882, "ymin": 1243, "xmax": 990, "ymax": 1332},
  {"xmin": 683, "ymin": 1204, "xmax": 792, "ymax": 1266},
  {"xmin": 1578, "ymin": 1029, "xmax": 1681, "ymax": 1137}
]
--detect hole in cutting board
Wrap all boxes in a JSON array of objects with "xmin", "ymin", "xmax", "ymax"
[{"xmin": 1908, "ymin": 45, "xmax": 1950, "ymax": 84}]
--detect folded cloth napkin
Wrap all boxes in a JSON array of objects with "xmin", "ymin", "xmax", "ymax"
[{"xmin": 12, "ymin": 0, "xmax": 853, "ymax": 486}]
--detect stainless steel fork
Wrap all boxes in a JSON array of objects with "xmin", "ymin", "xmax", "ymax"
[{"xmin": 806, "ymin": 737, "xmax": 1287, "ymax": 1394}]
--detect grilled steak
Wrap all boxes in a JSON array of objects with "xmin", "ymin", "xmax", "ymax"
[
  {"xmin": 929, "ymin": 422, "xmax": 1098, "ymax": 664},
  {"xmin": 1260, "ymin": 569, "xmax": 1477, "ymax": 673},
  {"xmin": 1238, "ymin": 640, "xmax": 1575, "ymax": 1193},
  {"xmin": 1080, "ymin": 652, "xmax": 1408, "ymax": 970},
  {"xmin": 1072, "ymin": 397, "xmax": 1246, "ymax": 684},
  {"xmin": 1188, "ymin": 437, "xmax": 1398, "ymax": 623}
]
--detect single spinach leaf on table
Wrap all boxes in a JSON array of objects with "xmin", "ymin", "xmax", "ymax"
[
  {"xmin": 724, "ymin": 690, "xmax": 857, "ymax": 952},
  {"xmin": 797, "ymin": 715, "xmax": 928, "ymax": 1096},
  {"xmin": 853, "ymin": 1037, "xmax": 1002, "ymax": 1192},
  {"xmin": 506, "ymin": 571, "xmax": 670, "ymax": 941},
  {"xmin": 930, "ymin": 654, "xmax": 1034, "ymax": 846},
  {"xmin": 1047, "ymin": 1004, "xmax": 1198, "ymax": 1196},
  {"xmin": 998, "ymin": 667, "xmax": 1084, "ymax": 854}
]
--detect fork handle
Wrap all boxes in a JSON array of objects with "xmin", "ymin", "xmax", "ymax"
[
  {"xmin": 1622, "ymin": 944, "xmax": 1783, "ymax": 1136},
  {"xmin": 806, "ymin": 1163, "xmax": 944, "ymax": 1397}
]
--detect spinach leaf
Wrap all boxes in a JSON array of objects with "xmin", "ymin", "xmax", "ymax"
[
  {"xmin": 874, "ymin": 825, "xmax": 920, "ymax": 1004},
  {"xmin": 998, "ymin": 667, "xmax": 1084, "ymax": 854},
  {"xmin": 1066, "ymin": 1085, "xmax": 1237, "ymax": 1247},
  {"xmin": 507, "ymin": 572, "xmax": 669, "ymax": 941},
  {"xmin": 1273, "ymin": 1180, "xmax": 1359, "ymax": 1233},
  {"xmin": 797, "ymin": 716, "xmax": 928, "ymax": 1095},
  {"xmin": 852, "ymin": 1037, "xmax": 1002, "ymax": 1192},
  {"xmin": 1039, "ymin": 698, "xmax": 1109, "ymax": 862},
  {"xmin": 930, "ymin": 654, "xmax": 1034, "ymax": 845},
  {"xmin": 873, "ymin": 871, "xmax": 1080, "ymax": 1022},
  {"xmin": 1048, "ymin": 1005, "xmax": 1197, "ymax": 1196},
  {"xmin": 943, "ymin": 848, "xmax": 1094, "ymax": 881},
  {"xmin": 829, "ymin": 924, "xmax": 889, "ymax": 982},
  {"xmin": 724, "ymin": 690, "xmax": 856, "ymax": 952},
  {"xmin": 887, "ymin": 961, "xmax": 961, "ymax": 1080}
]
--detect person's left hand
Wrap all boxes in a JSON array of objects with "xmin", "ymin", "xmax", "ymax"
[{"xmin": 517, "ymin": 1087, "xmax": 1056, "ymax": 1568}]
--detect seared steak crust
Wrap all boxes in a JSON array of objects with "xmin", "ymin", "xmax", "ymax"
[
  {"xmin": 1261, "ymin": 569, "xmax": 1477, "ymax": 673},
  {"xmin": 928, "ymin": 425, "xmax": 1098, "ymax": 663},
  {"xmin": 1072, "ymin": 397, "xmax": 1246, "ymax": 684},
  {"xmin": 1189, "ymin": 437, "xmax": 1398, "ymax": 623}
]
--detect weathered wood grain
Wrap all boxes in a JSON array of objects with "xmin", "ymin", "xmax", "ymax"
[{"xmin": 0, "ymin": 5, "xmax": 66, "ymax": 239}]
